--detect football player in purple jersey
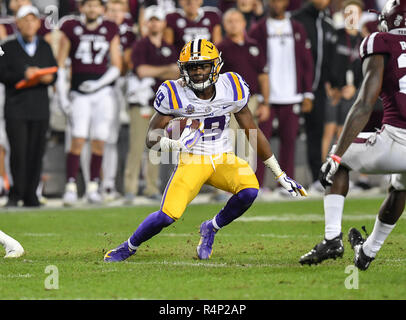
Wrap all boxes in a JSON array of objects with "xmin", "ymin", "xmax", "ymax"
[
  {"xmin": 300, "ymin": 0, "xmax": 406, "ymax": 270},
  {"xmin": 163, "ymin": 0, "xmax": 223, "ymax": 53},
  {"xmin": 56, "ymin": 0, "xmax": 122, "ymax": 205}
]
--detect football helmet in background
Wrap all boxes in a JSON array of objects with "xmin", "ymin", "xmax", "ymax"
[{"xmin": 378, "ymin": 0, "xmax": 406, "ymax": 32}]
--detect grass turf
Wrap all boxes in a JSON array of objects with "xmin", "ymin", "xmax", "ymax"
[{"xmin": 1, "ymin": 197, "xmax": 405, "ymax": 300}]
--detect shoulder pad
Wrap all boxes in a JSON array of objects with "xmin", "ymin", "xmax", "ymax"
[
  {"xmin": 58, "ymin": 15, "xmax": 78, "ymax": 29},
  {"xmin": 154, "ymin": 80, "xmax": 184, "ymax": 115},
  {"xmin": 360, "ymin": 32, "xmax": 389, "ymax": 60},
  {"xmin": 223, "ymin": 72, "xmax": 250, "ymax": 102}
]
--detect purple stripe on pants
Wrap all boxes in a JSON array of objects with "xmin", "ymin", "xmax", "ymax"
[
  {"xmin": 160, "ymin": 164, "xmax": 178, "ymax": 211},
  {"xmin": 256, "ymin": 104, "xmax": 299, "ymax": 187}
]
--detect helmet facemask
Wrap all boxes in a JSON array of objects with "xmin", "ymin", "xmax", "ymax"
[{"xmin": 179, "ymin": 54, "xmax": 223, "ymax": 91}]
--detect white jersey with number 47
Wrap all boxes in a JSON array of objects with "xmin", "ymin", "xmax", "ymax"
[{"xmin": 153, "ymin": 72, "xmax": 250, "ymax": 155}]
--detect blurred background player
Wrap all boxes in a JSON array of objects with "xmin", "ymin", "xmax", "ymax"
[
  {"xmin": 101, "ymin": 0, "xmax": 135, "ymax": 201},
  {"xmin": 124, "ymin": 5, "xmax": 178, "ymax": 203},
  {"xmin": 249, "ymin": 0, "xmax": 314, "ymax": 195},
  {"xmin": 56, "ymin": 0, "xmax": 122, "ymax": 205},
  {"xmin": 104, "ymin": 39, "xmax": 307, "ymax": 263},
  {"xmin": 163, "ymin": 0, "xmax": 222, "ymax": 54},
  {"xmin": 322, "ymin": 0, "xmax": 363, "ymax": 163}
]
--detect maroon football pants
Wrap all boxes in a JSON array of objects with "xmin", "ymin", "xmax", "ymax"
[{"xmin": 256, "ymin": 104, "xmax": 300, "ymax": 187}]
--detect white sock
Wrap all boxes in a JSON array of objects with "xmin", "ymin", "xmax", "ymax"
[
  {"xmin": 127, "ymin": 239, "xmax": 138, "ymax": 251},
  {"xmin": 362, "ymin": 217, "xmax": 395, "ymax": 258},
  {"xmin": 102, "ymin": 143, "xmax": 118, "ymax": 191},
  {"xmin": 324, "ymin": 194, "xmax": 345, "ymax": 240},
  {"xmin": 212, "ymin": 216, "xmax": 220, "ymax": 231}
]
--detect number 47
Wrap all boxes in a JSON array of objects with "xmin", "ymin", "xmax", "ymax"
[{"xmin": 75, "ymin": 40, "xmax": 109, "ymax": 65}]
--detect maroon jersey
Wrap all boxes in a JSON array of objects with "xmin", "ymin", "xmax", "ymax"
[
  {"xmin": 0, "ymin": 16, "xmax": 51, "ymax": 36},
  {"xmin": 217, "ymin": 36, "xmax": 267, "ymax": 94},
  {"xmin": 59, "ymin": 15, "xmax": 119, "ymax": 91},
  {"xmin": 360, "ymin": 31, "xmax": 406, "ymax": 129},
  {"xmin": 131, "ymin": 36, "xmax": 178, "ymax": 105},
  {"xmin": 118, "ymin": 14, "xmax": 136, "ymax": 52},
  {"xmin": 166, "ymin": 7, "xmax": 221, "ymax": 53},
  {"xmin": 0, "ymin": 16, "xmax": 16, "ymax": 36},
  {"xmin": 38, "ymin": 17, "xmax": 53, "ymax": 36}
]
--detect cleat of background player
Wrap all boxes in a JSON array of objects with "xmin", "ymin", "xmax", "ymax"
[
  {"xmin": 299, "ymin": 233, "xmax": 344, "ymax": 265},
  {"xmin": 348, "ymin": 228, "xmax": 375, "ymax": 271},
  {"xmin": 196, "ymin": 220, "xmax": 217, "ymax": 260},
  {"xmin": 104, "ymin": 241, "xmax": 136, "ymax": 262},
  {"xmin": 63, "ymin": 181, "xmax": 78, "ymax": 206},
  {"xmin": 86, "ymin": 181, "xmax": 103, "ymax": 204}
]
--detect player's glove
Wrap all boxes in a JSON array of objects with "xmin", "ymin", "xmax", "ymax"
[
  {"xmin": 78, "ymin": 80, "xmax": 100, "ymax": 93},
  {"xmin": 179, "ymin": 119, "xmax": 205, "ymax": 150},
  {"xmin": 319, "ymin": 154, "xmax": 341, "ymax": 188},
  {"xmin": 160, "ymin": 120, "xmax": 205, "ymax": 152},
  {"xmin": 56, "ymin": 92, "xmax": 71, "ymax": 117},
  {"xmin": 277, "ymin": 172, "xmax": 308, "ymax": 197}
]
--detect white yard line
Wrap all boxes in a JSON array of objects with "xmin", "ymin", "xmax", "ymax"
[{"xmin": 236, "ymin": 214, "xmax": 406, "ymax": 222}]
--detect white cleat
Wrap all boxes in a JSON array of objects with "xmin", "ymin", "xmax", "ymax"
[
  {"xmin": 0, "ymin": 231, "xmax": 24, "ymax": 258},
  {"xmin": 63, "ymin": 182, "xmax": 78, "ymax": 206},
  {"xmin": 87, "ymin": 181, "xmax": 102, "ymax": 204}
]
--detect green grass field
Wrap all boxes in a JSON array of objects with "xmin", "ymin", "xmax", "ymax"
[{"xmin": 1, "ymin": 197, "xmax": 405, "ymax": 300}]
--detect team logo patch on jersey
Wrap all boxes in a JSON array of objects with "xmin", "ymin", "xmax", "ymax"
[
  {"xmin": 161, "ymin": 47, "xmax": 172, "ymax": 57},
  {"xmin": 119, "ymin": 24, "xmax": 127, "ymax": 35},
  {"xmin": 74, "ymin": 26, "xmax": 83, "ymax": 35},
  {"xmin": 295, "ymin": 33, "xmax": 301, "ymax": 41},
  {"xmin": 395, "ymin": 15, "xmax": 403, "ymax": 27},
  {"xmin": 249, "ymin": 46, "xmax": 259, "ymax": 57},
  {"xmin": 100, "ymin": 27, "xmax": 107, "ymax": 35},
  {"xmin": 186, "ymin": 104, "xmax": 195, "ymax": 114},
  {"xmin": 203, "ymin": 18, "xmax": 210, "ymax": 26},
  {"xmin": 177, "ymin": 18, "xmax": 186, "ymax": 28}
]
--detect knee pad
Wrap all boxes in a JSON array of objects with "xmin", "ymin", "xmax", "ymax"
[{"xmin": 236, "ymin": 188, "xmax": 258, "ymax": 206}]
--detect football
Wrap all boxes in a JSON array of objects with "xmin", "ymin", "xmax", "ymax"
[{"xmin": 165, "ymin": 117, "xmax": 201, "ymax": 139}]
